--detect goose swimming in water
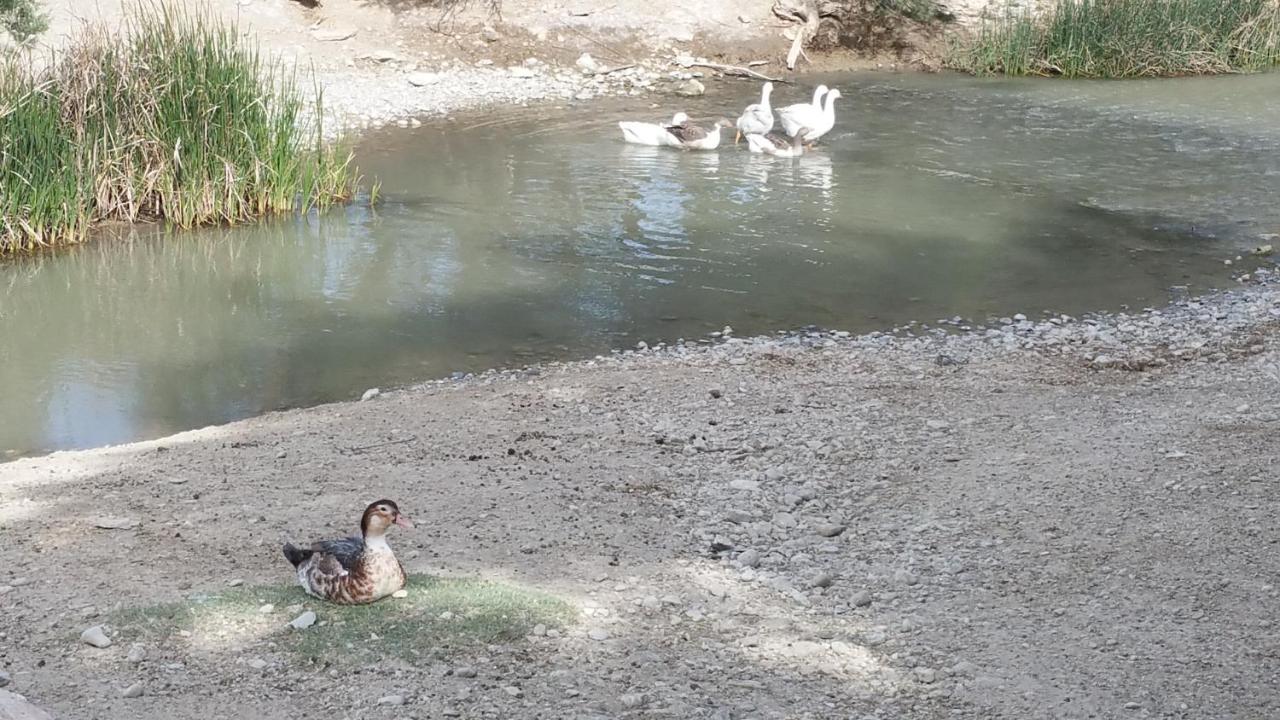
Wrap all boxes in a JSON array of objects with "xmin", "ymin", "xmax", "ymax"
[{"xmin": 735, "ymin": 82, "xmax": 774, "ymax": 145}]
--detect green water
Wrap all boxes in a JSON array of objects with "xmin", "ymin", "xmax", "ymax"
[{"xmin": 3, "ymin": 72, "xmax": 1278, "ymax": 457}]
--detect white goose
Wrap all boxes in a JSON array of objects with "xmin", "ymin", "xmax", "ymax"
[
  {"xmin": 778, "ymin": 84, "xmax": 827, "ymax": 138},
  {"xmin": 618, "ymin": 112, "xmax": 688, "ymax": 147},
  {"xmin": 745, "ymin": 130, "xmax": 807, "ymax": 158},
  {"xmin": 781, "ymin": 88, "xmax": 841, "ymax": 145},
  {"xmin": 734, "ymin": 82, "xmax": 774, "ymax": 145}
]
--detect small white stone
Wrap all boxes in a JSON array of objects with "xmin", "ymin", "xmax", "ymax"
[
  {"xmin": 289, "ymin": 611, "xmax": 317, "ymax": 630},
  {"xmin": 80, "ymin": 626, "xmax": 112, "ymax": 648},
  {"xmin": 377, "ymin": 694, "xmax": 405, "ymax": 706},
  {"xmin": 121, "ymin": 682, "xmax": 145, "ymax": 698},
  {"xmin": 126, "ymin": 644, "xmax": 147, "ymax": 664},
  {"xmin": 407, "ymin": 73, "xmax": 440, "ymax": 87},
  {"xmin": 258, "ymin": 604, "xmax": 275, "ymax": 614},
  {"xmin": 501, "ymin": 686, "xmax": 522, "ymax": 698},
  {"xmin": 391, "ymin": 589, "xmax": 409, "ymax": 599},
  {"xmin": 588, "ymin": 629, "xmax": 610, "ymax": 641},
  {"xmin": 248, "ymin": 658, "xmax": 268, "ymax": 670},
  {"xmin": 360, "ymin": 388, "xmax": 381, "ymax": 402}
]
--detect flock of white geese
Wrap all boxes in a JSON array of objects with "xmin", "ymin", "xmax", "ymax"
[{"xmin": 618, "ymin": 82, "xmax": 841, "ymax": 158}]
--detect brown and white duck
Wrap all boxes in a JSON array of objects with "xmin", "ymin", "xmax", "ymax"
[
  {"xmin": 283, "ymin": 500, "xmax": 413, "ymax": 605},
  {"xmin": 666, "ymin": 116, "xmax": 735, "ymax": 151},
  {"xmin": 745, "ymin": 129, "xmax": 808, "ymax": 158}
]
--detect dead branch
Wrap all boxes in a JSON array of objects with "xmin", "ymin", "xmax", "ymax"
[{"xmin": 680, "ymin": 62, "xmax": 789, "ymax": 83}]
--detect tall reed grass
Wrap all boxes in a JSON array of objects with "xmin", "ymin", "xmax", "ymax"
[
  {"xmin": 0, "ymin": 6, "xmax": 357, "ymax": 253},
  {"xmin": 948, "ymin": 0, "xmax": 1280, "ymax": 78}
]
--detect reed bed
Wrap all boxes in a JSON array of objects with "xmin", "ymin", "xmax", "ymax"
[
  {"xmin": 948, "ymin": 0, "xmax": 1280, "ymax": 78},
  {"xmin": 0, "ymin": 6, "xmax": 356, "ymax": 253}
]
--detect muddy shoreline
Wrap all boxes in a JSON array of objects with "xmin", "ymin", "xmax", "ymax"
[{"xmin": 2, "ymin": 269, "xmax": 1278, "ymax": 719}]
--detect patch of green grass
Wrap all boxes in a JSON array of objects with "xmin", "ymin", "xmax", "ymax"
[
  {"xmin": 948, "ymin": 0, "xmax": 1280, "ymax": 78},
  {"xmin": 0, "ymin": 0, "xmax": 47, "ymax": 41},
  {"xmin": 0, "ymin": 4, "xmax": 357, "ymax": 253},
  {"xmin": 110, "ymin": 575, "xmax": 575, "ymax": 663}
]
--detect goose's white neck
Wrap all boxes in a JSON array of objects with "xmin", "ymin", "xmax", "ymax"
[{"xmin": 823, "ymin": 93, "xmax": 838, "ymax": 116}]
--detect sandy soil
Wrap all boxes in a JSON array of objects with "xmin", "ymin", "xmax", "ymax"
[{"xmin": 2, "ymin": 273, "xmax": 1279, "ymax": 719}]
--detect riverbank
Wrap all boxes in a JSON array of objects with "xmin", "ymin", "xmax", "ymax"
[
  {"xmin": 27, "ymin": 0, "xmax": 1010, "ymax": 134},
  {"xmin": 2, "ymin": 268, "xmax": 1277, "ymax": 719}
]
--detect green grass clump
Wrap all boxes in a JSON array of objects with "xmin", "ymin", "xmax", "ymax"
[
  {"xmin": 948, "ymin": 0, "xmax": 1280, "ymax": 78},
  {"xmin": 0, "ymin": 0, "xmax": 47, "ymax": 41},
  {"xmin": 0, "ymin": 5, "xmax": 356, "ymax": 253},
  {"xmin": 110, "ymin": 575, "xmax": 575, "ymax": 663}
]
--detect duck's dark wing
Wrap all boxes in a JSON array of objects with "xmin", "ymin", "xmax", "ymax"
[
  {"xmin": 667, "ymin": 124, "xmax": 707, "ymax": 143},
  {"xmin": 311, "ymin": 536, "xmax": 364, "ymax": 572},
  {"xmin": 764, "ymin": 132, "xmax": 790, "ymax": 149}
]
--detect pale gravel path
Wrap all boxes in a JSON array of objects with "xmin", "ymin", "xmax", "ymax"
[{"xmin": 1, "ymin": 276, "xmax": 1278, "ymax": 719}]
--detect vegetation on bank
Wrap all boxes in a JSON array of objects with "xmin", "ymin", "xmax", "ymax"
[
  {"xmin": 0, "ymin": 0, "xmax": 45, "ymax": 42},
  {"xmin": 948, "ymin": 0, "xmax": 1280, "ymax": 78},
  {"xmin": 0, "ymin": 7, "xmax": 356, "ymax": 253}
]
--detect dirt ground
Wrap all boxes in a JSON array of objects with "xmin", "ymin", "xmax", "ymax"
[{"xmin": 2, "ymin": 279, "xmax": 1279, "ymax": 719}]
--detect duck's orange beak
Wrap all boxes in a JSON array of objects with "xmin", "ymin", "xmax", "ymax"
[{"xmin": 394, "ymin": 513, "xmax": 414, "ymax": 529}]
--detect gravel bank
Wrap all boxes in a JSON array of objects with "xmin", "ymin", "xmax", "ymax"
[{"xmin": 2, "ymin": 271, "xmax": 1278, "ymax": 719}]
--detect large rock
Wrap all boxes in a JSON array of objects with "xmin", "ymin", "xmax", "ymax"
[
  {"xmin": 674, "ymin": 79, "xmax": 705, "ymax": 97},
  {"xmin": 0, "ymin": 690, "xmax": 55, "ymax": 720}
]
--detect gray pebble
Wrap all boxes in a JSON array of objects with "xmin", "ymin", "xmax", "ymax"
[
  {"xmin": 809, "ymin": 570, "xmax": 835, "ymax": 588},
  {"xmin": 289, "ymin": 611, "xmax": 317, "ymax": 630},
  {"xmin": 851, "ymin": 590, "xmax": 873, "ymax": 607},
  {"xmin": 814, "ymin": 523, "xmax": 847, "ymax": 538},
  {"xmin": 126, "ymin": 643, "xmax": 147, "ymax": 664},
  {"xmin": 121, "ymin": 682, "xmax": 145, "ymax": 698},
  {"xmin": 737, "ymin": 549, "xmax": 761, "ymax": 568},
  {"xmin": 377, "ymin": 694, "xmax": 406, "ymax": 706}
]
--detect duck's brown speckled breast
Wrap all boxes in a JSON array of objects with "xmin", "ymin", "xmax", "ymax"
[{"xmin": 363, "ymin": 550, "xmax": 406, "ymax": 601}]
